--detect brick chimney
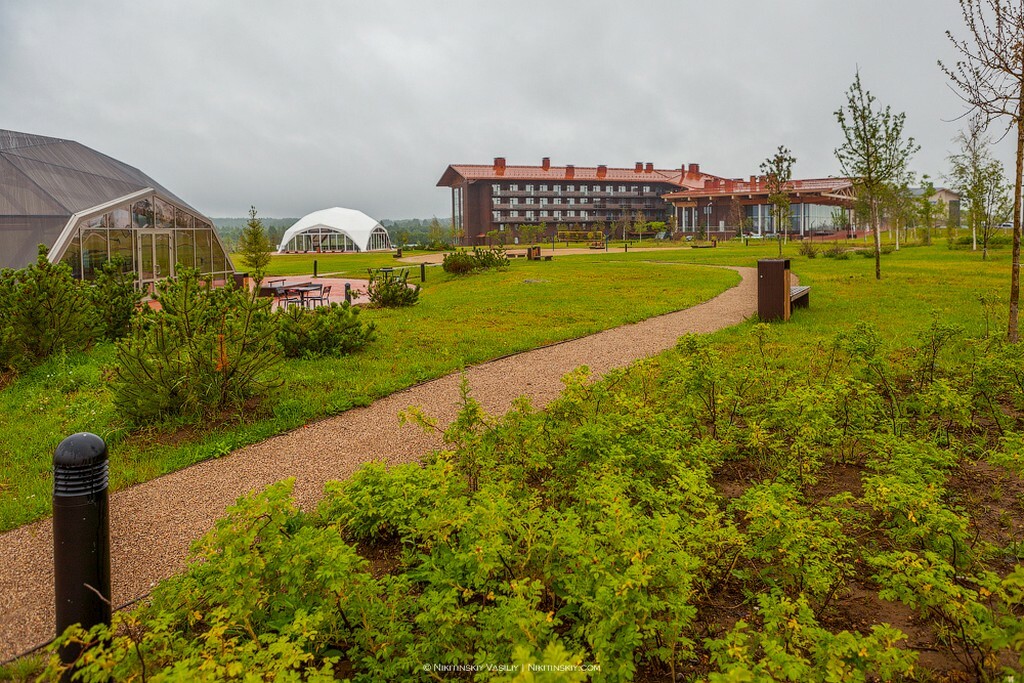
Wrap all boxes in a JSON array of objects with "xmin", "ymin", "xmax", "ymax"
[
  {"xmin": 750, "ymin": 175, "xmax": 757, "ymax": 185},
  {"xmin": 645, "ymin": 162, "xmax": 654, "ymax": 173},
  {"xmin": 565, "ymin": 164, "xmax": 575, "ymax": 179},
  {"xmin": 597, "ymin": 164, "xmax": 607, "ymax": 178},
  {"xmin": 542, "ymin": 157, "xmax": 551, "ymax": 171},
  {"xmin": 635, "ymin": 161, "xmax": 643, "ymax": 173},
  {"xmin": 494, "ymin": 157, "xmax": 506, "ymax": 175}
]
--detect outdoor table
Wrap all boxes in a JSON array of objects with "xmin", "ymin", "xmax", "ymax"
[
  {"xmin": 262, "ymin": 281, "xmax": 310, "ymax": 298},
  {"xmin": 285, "ymin": 284, "xmax": 322, "ymax": 308}
]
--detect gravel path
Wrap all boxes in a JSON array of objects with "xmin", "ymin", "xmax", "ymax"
[{"xmin": 0, "ymin": 264, "xmax": 756, "ymax": 662}]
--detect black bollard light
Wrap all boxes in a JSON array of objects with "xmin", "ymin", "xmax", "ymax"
[
  {"xmin": 344, "ymin": 282, "xmax": 352, "ymax": 303},
  {"xmin": 420, "ymin": 262, "xmax": 426, "ymax": 282},
  {"xmin": 313, "ymin": 259, "xmax": 318, "ymax": 278},
  {"xmin": 625, "ymin": 242, "xmax": 629, "ymax": 253},
  {"xmin": 53, "ymin": 432, "xmax": 111, "ymax": 672}
]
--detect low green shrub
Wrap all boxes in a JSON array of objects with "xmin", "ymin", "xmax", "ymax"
[
  {"xmin": 367, "ymin": 268, "xmax": 420, "ymax": 308},
  {"xmin": 955, "ymin": 234, "xmax": 1010, "ymax": 248},
  {"xmin": 442, "ymin": 247, "xmax": 510, "ymax": 274},
  {"xmin": 276, "ymin": 301, "xmax": 375, "ymax": 359},
  {"xmin": 798, "ymin": 241, "xmax": 819, "ymax": 258},
  {"xmin": 822, "ymin": 243, "xmax": 849, "ymax": 259},
  {"xmin": 48, "ymin": 318, "xmax": 1024, "ymax": 681},
  {"xmin": 112, "ymin": 268, "xmax": 281, "ymax": 422},
  {"xmin": 441, "ymin": 250, "xmax": 476, "ymax": 274}
]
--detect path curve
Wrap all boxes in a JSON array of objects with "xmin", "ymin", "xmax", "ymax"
[{"xmin": 0, "ymin": 265, "xmax": 756, "ymax": 661}]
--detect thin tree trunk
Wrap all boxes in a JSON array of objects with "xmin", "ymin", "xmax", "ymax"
[
  {"xmin": 1010, "ymin": 99, "xmax": 1023, "ymax": 342},
  {"xmin": 895, "ymin": 219, "xmax": 901, "ymax": 251},
  {"xmin": 873, "ymin": 202, "xmax": 882, "ymax": 280}
]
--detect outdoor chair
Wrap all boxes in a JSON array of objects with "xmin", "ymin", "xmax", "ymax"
[
  {"xmin": 281, "ymin": 289, "xmax": 302, "ymax": 309},
  {"xmin": 307, "ymin": 285, "xmax": 332, "ymax": 308}
]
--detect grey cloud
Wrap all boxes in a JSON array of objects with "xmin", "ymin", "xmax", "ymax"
[{"xmin": 0, "ymin": 0, "xmax": 1014, "ymax": 218}]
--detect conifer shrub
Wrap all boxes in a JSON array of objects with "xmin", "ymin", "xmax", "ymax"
[
  {"xmin": 0, "ymin": 246, "xmax": 95, "ymax": 372},
  {"xmin": 276, "ymin": 302, "xmax": 375, "ymax": 359},
  {"xmin": 367, "ymin": 267, "xmax": 420, "ymax": 308},
  {"xmin": 88, "ymin": 257, "xmax": 143, "ymax": 341},
  {"xmin": 112, "ymin": 268, "xmax": 281, "ymax": 422}
]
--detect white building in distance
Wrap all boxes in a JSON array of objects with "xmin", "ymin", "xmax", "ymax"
[{"xmin": 278, "ymin": 207, "xmax": 392, "ymax": 252}]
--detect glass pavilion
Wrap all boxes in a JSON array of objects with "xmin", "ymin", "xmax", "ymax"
[{"xmin": 0, "ymin": 129, "xmax": 233, "ymax": 291}]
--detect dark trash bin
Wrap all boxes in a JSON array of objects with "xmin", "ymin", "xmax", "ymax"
[{"xmin": 757, "ymin": 259, "xmax": 791, "ymax": 322}]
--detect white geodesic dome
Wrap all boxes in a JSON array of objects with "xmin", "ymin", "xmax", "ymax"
[{"xmin": 278, "ymin": 207, "xmax": 392, "ymax": 252}]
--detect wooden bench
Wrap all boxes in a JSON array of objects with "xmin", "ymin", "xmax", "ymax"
[
  {"xmin": 542, "ymin": 255, "xmax": 553, "ymax": 261},
  {"xmin": 790, "ymin": 285, "xmax": 811, "ymax": 309},
  {"xmin": 589, "ymin": 241, "xmax": 605, "ymax": 250}
]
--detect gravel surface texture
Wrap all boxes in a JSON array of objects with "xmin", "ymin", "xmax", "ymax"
[{"xmin": 0, "ymin": 264, "xmax": 756, "ymax": 661}]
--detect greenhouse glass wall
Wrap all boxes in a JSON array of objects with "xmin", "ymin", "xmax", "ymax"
[{"xmin": 0, "ymin": 129, "xmax": 233, "ymax": 291}]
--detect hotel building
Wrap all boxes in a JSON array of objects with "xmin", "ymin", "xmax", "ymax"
[{"xmin": 437, "ymin": 158, "xmax": 725, "ymax": 245}]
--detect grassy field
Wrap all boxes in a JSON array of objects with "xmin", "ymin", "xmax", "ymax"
[
  {"xmin": 245, "ymin": 250, "xmax": 427, "ymax": 277},
  {"xmin": 0, "ymin": 255, "xmax": 735, "ymax": 532}
]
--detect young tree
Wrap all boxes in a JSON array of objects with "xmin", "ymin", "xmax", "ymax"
[
  {"xmin": 879, "ymin": 177, "xmax": 915, "ymax": 250},
  {"xmin": 949, "ymin": 116, "xmax": 1011, "ymax": 259},
  {"xmin": 979, "ymin": 172, "xmax": 1012, "ymax": 259},
  {"xmin": 633, "ymin": 211, "xmax": 647, "ymax": 243},
  {"xmin": 428, "ymin": 217, "xmax": 447, "ymax": 248},
  {"xmin": 393, "ymin": 229, "xmax": 410, "ymax": 249},
  {"xmin": 830, "ymin": 207, "xmax": 851, "ymax": 236},
  {"xmin": 237, "ymin": 206, "xmax": 274, "ymax": 285},
  {"xmin": 916, "ymin": 176, "xmax": 941, "ymax": 247},
  {"xmin": 667, "ymin": 213, "xmax": 678, "ymax": 235},
  {"xmin": 760, "ymin": 146, "xmax": 796, "ymax": 256},
  {"xmin": 726, "ymin": 197, "xmax": 746, "ymax": 235},
  {"xmin": 616, "ymin": 215, "xmax": 631, "ymax": 242},
  {"xmin": 941, "ymin": 0, "xmax": 1024, "ymax": 338},
  {"xmin": 834, "ymin": 71, "xmax": 919, "ymax": 279}
]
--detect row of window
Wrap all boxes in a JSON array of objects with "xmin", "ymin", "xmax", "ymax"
[
  {"xmin": 492, "ymin": 183, "xmax": 660, "ymax": 195},
  {"xmin": 493, "ymin": 210, "xmax": 594, "ymax": 220},
  {"xmin": 496, "ymin": 196, "xmax": 605, "ymax": 206}
]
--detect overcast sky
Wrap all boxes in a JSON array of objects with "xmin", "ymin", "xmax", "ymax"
[{"xmin": 0, "ymin": 0, "xmax": 1014, "ymax": 219}]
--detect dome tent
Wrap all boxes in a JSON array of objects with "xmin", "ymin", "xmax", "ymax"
[{"xmin": 278, "ymin": 207, "xmax": 392, "ymax": 253}]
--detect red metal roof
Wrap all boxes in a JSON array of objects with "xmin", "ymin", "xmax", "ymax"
[{"xmin": 437, "ymin": 163, "xmax": 723, "ymax": 188}]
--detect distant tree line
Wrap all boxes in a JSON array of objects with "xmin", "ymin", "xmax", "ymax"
[
  {"xmin": 213, "ymin": 218, "xmax": 297, "ymax": 252},
  {"xmin": 381, "ymin": 217, "xmax": 454, "ymax": 249}
]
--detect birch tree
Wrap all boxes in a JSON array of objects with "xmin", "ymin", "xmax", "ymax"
[
  {"xmin": 834, "ymin": 71, "xmax": 919, "ymax": 280},
  {"xmin": 760, "ymin": 146, "xmax": 796, "ymax": 257}
]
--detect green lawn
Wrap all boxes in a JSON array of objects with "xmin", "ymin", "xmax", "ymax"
[
  {"xmin": 235, "ymin": 250, "xmax": 426, "ymax": 277},
  {"xmin": 0, "ymin": 256, "xmax": 736, "ymax": 532}
]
